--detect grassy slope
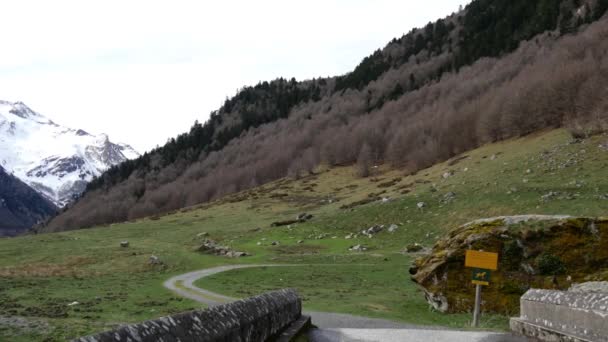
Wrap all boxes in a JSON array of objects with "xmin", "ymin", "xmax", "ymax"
[{"xmin": 1, "ymin": 129, "xmax": 607, "ymax": 340}]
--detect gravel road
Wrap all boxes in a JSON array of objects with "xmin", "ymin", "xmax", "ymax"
[{"xmin": 163, "ymin": 264, "xmax": 530, "ymax": 342}]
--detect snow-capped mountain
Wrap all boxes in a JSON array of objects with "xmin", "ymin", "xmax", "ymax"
[{"xmin": 0, "ymin": 100, "xmax": 139, "ymax": 207}]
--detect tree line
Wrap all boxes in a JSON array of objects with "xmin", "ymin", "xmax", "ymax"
[{"xmin": 46, "ymin": 0, "xmax": 608, "ymax": 231}]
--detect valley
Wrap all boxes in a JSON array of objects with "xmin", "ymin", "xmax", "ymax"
[
  {"xmin": 1, "ymin": 129, "xmax": 606, "ymax": 340},
  {"xmin": 2, "ymin": 1, "xmax": 608, "ymax": 340}
]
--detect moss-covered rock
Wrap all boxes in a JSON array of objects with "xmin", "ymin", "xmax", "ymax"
[{"xmin": 409, "ymin": 215, "xmax": 608, "ymax": 314}]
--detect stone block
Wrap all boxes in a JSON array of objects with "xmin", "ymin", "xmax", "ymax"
[{"xmin": 510, "ymin": 289, "xmax": 608, "ymax": 342}]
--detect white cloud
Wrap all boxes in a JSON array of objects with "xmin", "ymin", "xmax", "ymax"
[{"xmin": 0, "ymin": 0, "xmax": 468, "ymax": 152}]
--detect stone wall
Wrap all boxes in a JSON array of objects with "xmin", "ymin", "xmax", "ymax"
[
  {"xmin": 73, "ymin": 289, "xmax": 303, "ymax": 342},
  {"xmin": 510, "ymin": 289, "xmax": 608, "ymax": 342}
]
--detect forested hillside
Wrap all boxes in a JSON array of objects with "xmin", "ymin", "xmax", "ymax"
[{"xmin": 46, "ymin": 0, "xmax": 608, "ymax": 231}]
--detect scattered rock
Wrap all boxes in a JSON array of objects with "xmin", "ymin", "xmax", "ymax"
[
  {"xmin": 507, "ymin": 187, "xmax": 518, "ymax": 195},
  {"xmin": 296, "ymin": 213, "xmax": 313, "ymax": 221},
  {"xmin": 345, "ymin": 233, "xmax": 354, "ymax": 239},
  {"xmin": 417, "ymin": 202, "xmax": 427, "ymax": 210},
  {"xmin": 67, "ymin": 301, "xmax": 79, "ymax": 306},
  {"xmin": 541, "ymin": 191, "xmax": 559, "ymax": 202},
  {"xmin": 442, "ymin": 171, "xmax": 454, "ymax": 179},
  {"xmin": 149, "ymin": 255, "xmax": 162, "ymax": 265},
  {"xmin": 297, "ymin": 240, "xmax": 304, "ymax": 244},
  {"xmin": 361, "ymin": 225, "xmax": 384, "ymax": 237},
  {"xmin": 271, "ymin": 241, "xmax": 280, "ymax": 246},
  {"xmin": 490, "ymin": 154, "xmax": 497, "ymax": 160},
  {"xmin": 197, "ymin": 239, "xmax": 249, "ymax": 258},
  {"xmin": 541, "ymin": 191, "xmax": 578, "ymax": 202},
  {"xmin": 271, "ymin": 213, "xmax": 313, "ymax": 227},
  {"xmin": 256, "ymin": 242, "xmax": 262, "ymax": 246},
  {"xmin": 196, "ymin": 232, "xmax": 210, "ymax": 238},
  {"xmin": 388, "ymin": 224, "xmax": 399, "ymax": 233},
  {"xmin": 120, "ymin": 241, "xmax": 129, "ymax": 248},
  {"xmin": 349, "ymin": 244, "xmax": 367, "ymax": 252},
  {"xmin": 440, "ymin": 192, "xmax": 456, "ymax": 204}
]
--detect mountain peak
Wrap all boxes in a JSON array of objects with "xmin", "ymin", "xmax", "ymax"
[{"xmin": 0, "ymin": 100, "xmax": 140, "ymax": 207}]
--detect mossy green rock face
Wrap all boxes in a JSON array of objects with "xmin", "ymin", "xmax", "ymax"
[{"xmin": 409, "ymin": 216, "xmax": 608, "ymax": 314}]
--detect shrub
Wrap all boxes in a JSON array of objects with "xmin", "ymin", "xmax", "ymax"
[{"xmin": 537, "ymin": 253, "xmax": 566, "ymax": 275}]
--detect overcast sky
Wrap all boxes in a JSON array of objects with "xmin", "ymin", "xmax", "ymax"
[{"xmin": 0, "ymin": 0, "xmax": 468, "ymax": 152}]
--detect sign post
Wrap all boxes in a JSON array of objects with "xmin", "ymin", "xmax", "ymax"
[
  {"xmin": 465, "ymin": 250, "xmax": 498, "ymax": 327},
  {"xmin": 473, "ymin": 282, "xmax": 482, "ymax": 327}
]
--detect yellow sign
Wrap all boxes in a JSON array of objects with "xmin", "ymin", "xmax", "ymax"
[{"xmin": 465, "ymin": 250, "xmax": 498, "ymax": 270}]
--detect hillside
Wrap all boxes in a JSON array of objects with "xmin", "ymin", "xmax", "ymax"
[
  {"xmin": 0, "ymin": 166, "xmax": 57, "ymax": 236},
  {"xmin": 46, "ymin": 0, "xmax": 608, "ymax": 231},
  {"xmin": 2, "ymin": 129, "xmax": 607, "ymax": 340}
]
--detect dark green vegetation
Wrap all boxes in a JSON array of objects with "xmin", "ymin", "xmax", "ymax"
[
  {"xmin": 0, "ymin": 166, "xmax": 56, "ymax": 236},
  {"xmin": 47, "ymin": 0, "xmax": 608, "ymax": 232},
  {"xmin": 337, "ymin": 0, "xmax": 594, "ymax": 91},
  {"xmin": 3, "ymin": 129, "xmax": 608, "ymax": 340}
]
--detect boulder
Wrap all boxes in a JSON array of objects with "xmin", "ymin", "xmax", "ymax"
[
  {"xmin": 405, "ymin": 243, "xmax": 423, "ymax": 253},
  {"xmin": 149, "ymin": 255, "xmax": 162, "ymax": 265},
  {"xmin": 388, "ymin": 224, "xmax": 399, "ymax": 233},
  {"xmin": 361, "ymin": 225, "xmax": 384, "ymax": 238},
  {"xmin": 120, "ymin": 241, "xmax": 129, "ymax": 248},
  {"xmin": 409, "ymin": 216, "xmax": 608, "ymax": 314},
  {"xmin": 226, "ymin": 251, "xmax": 249, "ymax": 258}
]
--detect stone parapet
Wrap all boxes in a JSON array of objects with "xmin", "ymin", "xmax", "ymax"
[
  {"xmin": 73, "ymin": 288, "xmax": 303, "ymax": 342},
  {"xmin": 510, "ymin": 289, "xmax": 608, "ymax": 342}
]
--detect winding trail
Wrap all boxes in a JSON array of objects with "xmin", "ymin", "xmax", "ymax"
[{"xmin": 163, "ymin": 264, "xmax": 529, "ymax": 341}]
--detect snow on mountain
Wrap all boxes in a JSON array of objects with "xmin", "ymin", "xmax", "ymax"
[{"xmin": 0, "ymin": 100, "xmax": 140, "ymax": 207}]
